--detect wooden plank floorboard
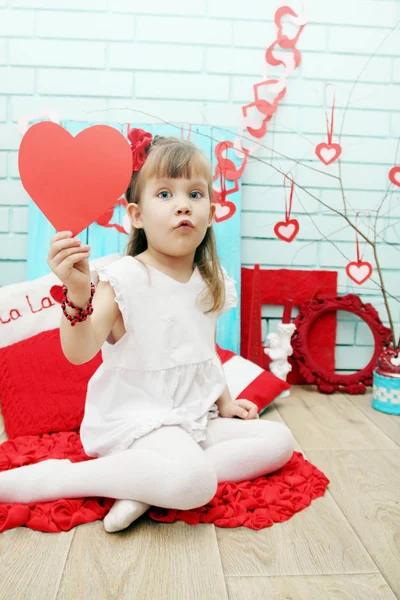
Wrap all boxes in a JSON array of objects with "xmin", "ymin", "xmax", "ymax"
[
  {"xmin": 274, "ymin": 386, "xmax": 397, "ymax": 451},
  {"xmin": 0, "ymin": 528, "xmax": 74, "ymax": 600},
  {"xmin": 344, "ymin": 392, "xmax": 400, "ymax": 448},
  {"xmin": 56, "ymin": 519, "xmax": 228, "ymax": 600},
  {"xmin": 307, "ymin": 449, "xmax": 400, "ymax": 598},
  {"xmin": 225, "ymin": 574, "xmax": 398, "ymax": 600}
]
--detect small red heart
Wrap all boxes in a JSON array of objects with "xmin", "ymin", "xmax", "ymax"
[
  {"xmin": 214, "ymin": 202, "xmax": 236, "ymax": 223},
  {"xmin": 49, "ymin": 285, "xmax": 64, "ymax": 304},
  {"xmin": 389, "ymin": 166, "xmax": 400, "ymax": 188},
  {"xmin": 345, "ymin": 261, "xmax": 373, "ymax": 285},
  {"xmin": 315, "ymin": 143, "xmax": 342, "ymax": 165},
  {"xmin": 274, "ymin": 219, "xmax": 299, "ymax": 242},
  {"xmin": 18, "ymin": 122, "xmax": 132, "ymax": 236}
]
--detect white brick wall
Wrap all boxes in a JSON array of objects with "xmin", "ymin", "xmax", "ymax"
[{"xmin": 0, "ymin": 0, "xmax": 399, "ymax": 369}]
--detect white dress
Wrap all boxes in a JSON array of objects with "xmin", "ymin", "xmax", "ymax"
[{"xmin": 79, "ymin": 256, "xmax": 238, "ymax": 457}]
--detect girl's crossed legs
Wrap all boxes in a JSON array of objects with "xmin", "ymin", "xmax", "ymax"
[{"xmin": 0, "ymin": 418, "xmax": 294, "ymax": 533}]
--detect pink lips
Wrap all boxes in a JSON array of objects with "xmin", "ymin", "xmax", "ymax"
[{"xmin": 175, "ymin": 219, "xmax": 194, "ymax": 229}]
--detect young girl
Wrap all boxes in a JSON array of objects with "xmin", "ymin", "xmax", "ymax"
[{"xmin": 0, "ymin": 130, "xmax": 294, "ymax": 533}]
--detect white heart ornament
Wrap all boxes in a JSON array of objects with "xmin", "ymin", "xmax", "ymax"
[
  {"xmin": 215, "ymin": 203, "xmax": 231, "ymax": 220},
  {"xmin": 320, "ymin": 147, "xmax": 337, "ymax": 163},
  {"xmin": 347, "ymin": 263, "xmax": 371, "ymax": 284},
  {"xmin": 278, "ymin": 223, "xmax": 295, "ymax": 239}
]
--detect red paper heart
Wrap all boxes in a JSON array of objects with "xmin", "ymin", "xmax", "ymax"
[
  {"xmin": 315, "ymin": 143, "xmax": 342, "ymax": 165},
  {"xmin": 345, "ymin": 261, "xmax": 373, "ymax": 285},
  {"xmin": 254, "ymin": 78, "xmax": 286, "ymax": 107},
  {"xmin": 214, "ymin": 141, "xmax": 248, "ymax": 180},
  {"xmin": 49, "ymin": 285, "xmax": 64, "ymax": 304},
  {"xmin": 242, "ymin": 102, "xmax": 269, "ymax": 138},
  {"xmin": 18, "ymin": 122, "xmax": 132, "ymax": 236},
  {"xmin": 389, "ymin": 166, "xmax": 400, "ymax": 188},
  {"xmin": 275, "ymin": 6, "xmax": 305, "ymax": 49},
  {"xmin": 214, "ymin": 202, "xmax": 236, "ymax": 223},
  {"xmin": 274, "ymin": 219, "xmax": 299, "ymax": 242}
]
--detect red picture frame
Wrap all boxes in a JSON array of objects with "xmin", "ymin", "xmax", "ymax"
[{"xmin": 291, "ymin": 294, "xmax": 392, "ymax": 394}]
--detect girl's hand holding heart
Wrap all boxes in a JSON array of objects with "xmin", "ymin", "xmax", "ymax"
[{"xmin": 47, "ymin": 231, "xmax": 91, "ymax": 306}]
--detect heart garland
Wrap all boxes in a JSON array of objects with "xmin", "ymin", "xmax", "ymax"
[
  {"xmin": 234, "ymin": 3, "xmax": 307, "ymax": 156},
  {"xmin": 274, "ymin": 174, "xmax": 299, "ymax": 242},
  {"xmin": 315, "ymin": 91, "xmax": 342, "ymax": 165}
]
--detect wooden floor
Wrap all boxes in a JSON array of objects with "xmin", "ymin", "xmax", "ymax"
[{"xmin": 0, "ymin": 385, "xmax": 399, "ymax": 600}]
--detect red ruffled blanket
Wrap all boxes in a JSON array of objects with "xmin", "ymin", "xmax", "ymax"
[{"xmin": 0, "ymin": 431, "xmax": 329, "ymax": 533}]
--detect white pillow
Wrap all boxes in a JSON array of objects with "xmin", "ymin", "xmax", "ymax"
[{"xmin": 0, "ymin": 254, "xmax": 120, "ymax": 349}]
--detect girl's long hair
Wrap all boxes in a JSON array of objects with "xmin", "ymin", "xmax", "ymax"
[{"xmin": 125, "ymin": 136, "xmax": 224, "ymax": 313}]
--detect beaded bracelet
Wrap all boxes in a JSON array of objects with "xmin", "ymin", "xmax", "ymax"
[{"xmin": 61, "ymin": 283, "xmax": 95, "ymax": 326}]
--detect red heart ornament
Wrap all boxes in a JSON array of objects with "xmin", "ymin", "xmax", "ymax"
[
  {"xmin": 214, "ymin": 202, "xmax": 236, "ymax": 223},
  {"xmin": 389, "ymin": 166, "xmax": 400, "ymax": 188},
  {"xmin": 274, "ymin": 219, "xmax": 299, "ymax": 242},
  {"xmin": 49, "ymin": 284, "xmax": 64, "ymax": 304},
  {"xmin": 315, "ymin": 143, "xmax": 342, "ymax": 165},
  {"xmin": 345, "ymin": 261, "xmax": 373, "ymax": 285},
  {"xmin": 18, "ymin": 122, "xmax": 132, "ymax": 236}
]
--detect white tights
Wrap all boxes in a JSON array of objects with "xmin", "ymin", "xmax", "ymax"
[{"xmin": 0, "ymin": 418, "xmax": 294, "ymax": 533}]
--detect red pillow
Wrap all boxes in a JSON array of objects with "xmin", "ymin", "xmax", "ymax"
[
  {"xmin": 0, "ymin": 329, "xmax": 101, "ymax": 439},
  {"xmin": 216, "ymin": 345, "xmax": 290, "ymax": 413}
]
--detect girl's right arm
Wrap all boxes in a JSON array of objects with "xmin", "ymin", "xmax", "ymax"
[{"xmin": 47, "ymin": 231, "xmax": 120, "ymax": 365}]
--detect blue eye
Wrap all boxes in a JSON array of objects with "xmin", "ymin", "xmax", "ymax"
[
  {"xmin": 190, "ymin": 191, "xmax": 202, "ymax": 199},
  {"xmin": 158, "ymin": 191, "xmax": 171, "ymax": 199}
]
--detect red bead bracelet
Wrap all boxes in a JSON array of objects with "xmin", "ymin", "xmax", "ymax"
[{"xmin": 61, "ymin": 283, "xmax": 95, "ymax": 326}]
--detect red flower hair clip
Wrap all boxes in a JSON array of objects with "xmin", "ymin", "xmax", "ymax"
[{"xmin": 127, "ymin": 127, "xmax": 153, "ymax": 172}]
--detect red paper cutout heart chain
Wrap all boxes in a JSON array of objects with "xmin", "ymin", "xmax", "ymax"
[{"xmin": 212, "ymin": 2, "xmax": 308, "ymax": 223}]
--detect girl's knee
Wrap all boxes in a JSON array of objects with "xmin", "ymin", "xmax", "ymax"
[
  {"xmin": 256, "ymin": 420, "xmax": 294, "ymax": 464},
  {"xmin": 169, "ymin": 458, "xmax": 217, "ymax": 510},
  {"xmin": 270, "ymin": 422, "xmax": 295, "ymax": 467}
]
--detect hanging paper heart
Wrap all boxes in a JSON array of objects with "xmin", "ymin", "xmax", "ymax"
[
  {"xmin": 213, "ymin": 141, "xmax": 248, "ymax": 180},
  {"xmin": 18, "ymin": 122, "xmax": 132, "ymax": 236},
  {"xmin": 315, "ymin": 143, "xmax": 342, "ymax": 165},
  {"xmin": 345, "ymin": 261, "xmax": 373, "ymax": 285},
  {"xmin": 266, "ymin": 42, "xmax": 301, "ymax": 70},
  {"xmin": 214, "ymin": 202, "xmax": 236, "ymax": 223},
  {"xmin": 389, "ymin": 166, "xmax": 400, "ymax": 188},
  {"xmin": 242, "ymin": 102, "xmax": 269, "ymax": 138},
  {"xmin": 254, "ymin": 78, "xmax": 286, "ymax": 105},
  {"xmin": 274, "ymin": 219, "xmax": 299, "ymax": 242},
  {"xmin": 275, "ymin": 6, "xmax": 306, "ymax": 49}
]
